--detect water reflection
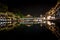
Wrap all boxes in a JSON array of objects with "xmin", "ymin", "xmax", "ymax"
[{"xmin": 43, "ymin": 20, "xmax": 60, "ymax": 40}]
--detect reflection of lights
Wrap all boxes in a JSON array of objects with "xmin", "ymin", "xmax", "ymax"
[
  {"xmin": 47, "ymin": 21, "xmax": 51, "ymax": 25},
  {"xmin": 47, "ymin": 21, "xmax": 55, "ymax": 25},
  {"xmin": 43, "ymin": 21, "xmax": 46, "ymax": 23},
  {"xmin": 51, "ymin": 22, "xmax": 55, "ymax": 25}
]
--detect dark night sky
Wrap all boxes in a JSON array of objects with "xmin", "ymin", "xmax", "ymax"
[
  {"xmin": 7, "ymin": 0, "xmax": 57, "ymax": 16},
  {"xmin": 0, "ymin": 0, "xmax": 57, "ymax": 16},
  {"xmin": 0, "ymin": 0, "xmax": 59, "ymax": 40}
]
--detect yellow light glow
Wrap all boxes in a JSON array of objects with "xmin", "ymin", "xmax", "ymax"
[
  {"xmin": 47, "ymin": 16, "xmax": 51, "ymax": 20},
  {"xmin": 27, "ymin": 14, "xmax": 31, "ymax": 17},
  {"xmin": 47, "ymin": 21, "xmax": 51, "ymax": 25},
  {"xmin": 43, "ymin": 17, "xmax": 46, "ymax": 20}
]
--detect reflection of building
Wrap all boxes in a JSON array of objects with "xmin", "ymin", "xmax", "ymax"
[
  {"xmin": 0, "ymin": 15, "xmax": 12, "ymax": 27},
  {"xmin": 0, "ymin": 12, "xmax": 18, "ymax": 31}
]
